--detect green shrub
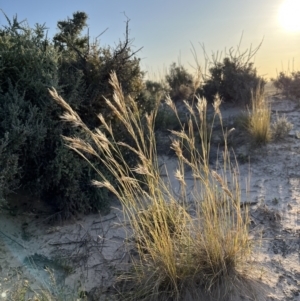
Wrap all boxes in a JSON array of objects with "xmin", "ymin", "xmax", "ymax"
[
  {"xmin": 0, "ymin": 12, "xmax": 130, "ymax": 217},
  {"xmin": 53, "ymin": 13, "xmax": 148, "ymax": 179},
  {"xmin": 154, "ymin": 104, "xmax": 180, "ymax": 131},
  {"xmin": 0, "ymin": 132, "xmax": 20, "ymax": 207},
  {"xmin": 272, "ymin": 71, "xmax": 300, "ymax": 100},
  {"xmin": 53, "ymin": 12, "xmax": 145, "ymax": 130},
  {"xmin": 201, "ymin": 51, "xmax": 265, "ymax": 105},
  {"xmin": 166, "ymin": 62, "xmax": 194, "ymax": 101},
  {"xmin": 0, "ymin": 18, "xmax": 58, "ymax": 205},
  {"xmin": 145, "ymin": 80, "xmax": 167, "ymax": 95}
]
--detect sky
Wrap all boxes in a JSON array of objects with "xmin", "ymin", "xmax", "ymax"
[{"xmin": 1, "ymin": 0, "xmax": 300, "ymax": 81}]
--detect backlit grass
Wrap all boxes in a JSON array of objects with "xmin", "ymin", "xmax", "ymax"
[
  {"xmin": 50, "ymin": 72, "xmax": 256, "ymax": 300},
  {"xmin": 248, "ymin": 85, "xmax": 271, "ymax": 144}
]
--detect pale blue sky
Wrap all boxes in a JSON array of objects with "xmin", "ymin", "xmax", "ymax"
[{"xmin": 1, "ymin": 0, "xmax": 299, "ymax": 80}]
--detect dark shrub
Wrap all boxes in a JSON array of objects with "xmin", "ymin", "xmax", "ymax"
[
  {"xmin": 0, "ymin": 12, "xmax": 144, "ymax": 217},
  {"xmin": 53, "ymin": 12, "xmax": 145, "ymax": 129},
  {"xmin": 201, "ymin": 54, "xmax": 265, "ymax": 105},
  {"xmin": 166, "ymin": 63, "xmax": 194, "ymax": 101},
  {"xmin": 272, "ymin": 71, "xmax": 300, "ymax": 100},
  {"xmin": 0, "ymin": 131, "xmax": 20, "ymax": 207},
  {"xmin": 0, "ymin": 14, "xmax": 111, "ymax": 217},
  {"xmin": 145, "ymin": 80, "xmax": 166, "ymax": 95}
]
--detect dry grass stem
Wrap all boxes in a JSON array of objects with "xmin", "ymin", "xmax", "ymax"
[
  {"xmin": 247, "ymin": 84, "xmax": 271, "ymax": 144},
  {"xmin": 51, "ymin": 71, "xmax": 256, "ymax": 301}
]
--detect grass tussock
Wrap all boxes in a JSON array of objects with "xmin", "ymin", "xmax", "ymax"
[
  {"xmin": 247, "ymin": 85, "xmax": 271, "ymax": 144},
  {"xmin": 50, "ymin": 72, "xmax": 255, "ymax": 300},
  {"xmin": 271, "ymin": 112, "xmax": 293, "ymax": 140}
]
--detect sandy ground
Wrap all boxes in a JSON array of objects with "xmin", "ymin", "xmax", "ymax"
[{"xmin": 0, "ymin": 93, "xmax": 299, "ymax": 300}]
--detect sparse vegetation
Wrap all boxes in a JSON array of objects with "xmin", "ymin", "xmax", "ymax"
[{"xmin": 50, "ymin": 72, "xmax": 255, "ymax": 300}]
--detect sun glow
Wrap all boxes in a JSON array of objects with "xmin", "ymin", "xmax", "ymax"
[{"xmin": 279, "ymin": 0, "xmax": 300, "ymax": 32}]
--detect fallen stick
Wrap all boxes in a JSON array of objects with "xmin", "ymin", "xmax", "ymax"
[
  {"xmin": 92, "ymin": 215, "xmax": 117, "ymax": 225},
  {"xmin": 49, "ymin": 240, "xmax": 86, "ymax": 246},
  {"xmin": 0, "ymin": 230, "xmax": 26, "ymax": 249}
]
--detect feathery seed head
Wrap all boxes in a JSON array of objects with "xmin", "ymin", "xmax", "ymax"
[{"xmin": 213, "ymin": 94, "xmax": 222, "ymax": 116}]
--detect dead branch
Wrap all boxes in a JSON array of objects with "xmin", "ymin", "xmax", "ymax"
[{"xmin": 0, "ymin": 230, "xmax": 26, "ymax": 249}]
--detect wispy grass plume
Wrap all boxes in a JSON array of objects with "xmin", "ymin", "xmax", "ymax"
[
  {"xmin": 247, "ymin": 84, "xmax": 271, "ymax": 144},
  {"xmin": 50, "ymin": 72, "xmax": 256, "ymax": 300}
]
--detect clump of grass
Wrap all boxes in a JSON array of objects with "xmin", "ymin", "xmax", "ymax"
[
  {"xmin": 135, "ymin": 200, "xmax": 188, "ymax": 254},
  {"xmin": 271, "ymin": 112, "xmax": 293, "ymax": 140},
  {"xmin": 50, "ymin": 72, "xmax": 256, "ymax": 300},
  {"xmin": 247, "ymin": 85, "xmax": 271, "ymax": 144}
]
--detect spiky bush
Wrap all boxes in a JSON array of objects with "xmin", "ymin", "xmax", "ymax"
[
  {"xmin": 201, "ymin": 49, "xmax": 265, "ymax": 105},
  {"xmin": 0, "ymin": 13, "xmax": 126, "ymax": 216},
  {"xmin": 51, "ymin": 72, "xmax": 256, "ymax": 301},
  {"xmin": 272, "ymin": 71, "xmax": 300, "ymax": 100},
  {"xmin": 145, "ymin": 80, "xmax": 167, "ymax": 95},
  {"xmin": 0, "ymin": 17, "xmax": 61, "ymax": 206},
  {"xmin": 0, "ymin": 11, "xmax": 147, "ymax": 217},
  {"xmin": 271, "ymin": 112, "xmax": 293, "ymax": 140},
  {"xmin": 0, "ymin": 132, "xmax": 20, "ymax": 207},
  {"xmin": 54, "ymin": 12, "xmax": 147, "ymax": 174},
  {"xmin": 166, "ymin": 62, "xmax": 194, "ymax": 101},
  {"xmin": 53, "ymin": 12, "xmax": 145, "ymax": 129}
]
